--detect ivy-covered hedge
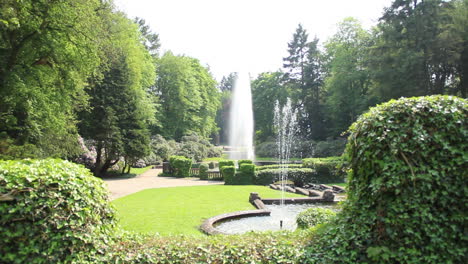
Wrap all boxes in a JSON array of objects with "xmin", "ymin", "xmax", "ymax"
[
  {"xmin": 222, "ymin": 166, "xmax": 236, "ymax": 185},
  {"xmin": 169, "ymin": 155, "xmax": 192, "ymax": 177},
  {"xmin": 0, "ymin": 159, "xmax": 115, "ymax": 264},
  {"xmin": 302, "ymin": 156, "xmax": 345, "ymax": 183},
  {"xmin": 256, "ymin": 164, "xmax": 303, "ymax": 171},
  {"xmin": 302, "ymin": 96, "xmax": 468, "ymax": 263},
  {"xmin": 254, "ymin": 168, "xmax": 315, "ymax": 186},
  {"xmin": 296, "ymin": 207, "xmax": 337, "ymax": 229}
]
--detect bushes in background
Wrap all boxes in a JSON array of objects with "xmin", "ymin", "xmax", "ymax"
[
  {"xmin": 0, "ymin": 159, "xmax": 115, "ymax": 263},
  {"xmin": 302, "ymin": 156, "xmax": 345, "ymax": 183},
  {"xmin": 296, "ymin": 208, "xmax": 337, "ymax": 229},
  {"xmin": 302, "ymin": 96, "xmax": 467, "ymax": 263},
  {"xmin": 169, "ymin": 156, "xmax": 192, "ymax": 177},
  {"xmin": 255, "ymin": 168, "xmax": 315, "ymax": 186},
  {"xmin": 218, "ymin": 160, "xmax": 235, "ymax": 174},
  {"xmin": 255, "ymin": 138, "xmax": 347, "ymax": 158},
  {"xmin": 256, "ymin": 164, "xmax": 303, "ymax": 171}
]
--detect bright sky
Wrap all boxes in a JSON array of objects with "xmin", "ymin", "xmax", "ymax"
[{"xmin": 114, "ymin": 0, "xmax": 393, "ymax": 81}]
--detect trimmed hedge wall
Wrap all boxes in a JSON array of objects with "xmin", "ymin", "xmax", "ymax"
[
  {"xmin": 237, "ymin": 159, "xmax": 253, "ymax": 169},
  {"xmin": 302, "ymin": 156, "xmax": 345, "ymax": 183},
  {"xmin": 221, "ymin": 166, "xmax": 236, "ymax": 185},
  {"xmin": 256, "ymin": 164, "xmax": 303, "ymax": 171},
  {"xmin": 0, "ymin": 159, "xmax": 115, "ymax": 264},
  {"xmin": 169, "ymin": 156, "xmax": 192, "ymax": 178},
  {"xmin": 302, "ymin": 96, "xmax": 468, "ymax": 263},
  {"xmin": 255, "ymin": 168, "xmax": 315, "ymax": 186}
]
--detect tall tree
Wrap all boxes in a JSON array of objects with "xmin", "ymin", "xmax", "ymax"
[
  {"xmin": 154, "ymin": 52, "xmax": 220, "ymax": 140},
  {"xmin": 252, "ymin": 71, "xmax": 289, "ymax": 142},
  {"xmin": 324, "ymin": 18, "xmax": 374, "ymax": 137},
  {"xmin": 0, "ymin": 0, "xmax": 104, "ymax": 158},
  {"xmin": 369, "ymin": 0, "xmax": 461, "ymax": 100},
  {"xmin": 283, "ymin": 24, "xmax": 326, "ymax": 140},
  {"xmin": 134, "ymin": 17, "xmax": 161, "ymax": 59},
  {"xmin": 214, "ymin": 72, "xmax": 237, "ymax": 144},
  {"xmin": 79, "ymin": 11, "xmax": 156, "ymax": 176}
]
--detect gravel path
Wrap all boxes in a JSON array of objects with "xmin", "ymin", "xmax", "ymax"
[{"xmin": 103, "ymin": 168, "xmax": 223, "ymax": 200}]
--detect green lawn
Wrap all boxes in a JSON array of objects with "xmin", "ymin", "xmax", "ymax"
[
  {"xmin": 112, "ymin": 185, "xmax": 305, "ymax": 236},
  {"xmin": 106, "ymin": 165, "xmax": 153, "ymax": 178}
]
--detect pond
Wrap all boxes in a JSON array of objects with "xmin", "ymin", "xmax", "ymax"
[{"xmin": 214, "ymin": 203, "xmax": 337, "ymax": 234}]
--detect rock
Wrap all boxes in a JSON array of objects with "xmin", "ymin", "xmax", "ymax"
[
  {"xmin": 309, "ymin": 190, "xmax": 322, "ymax": 197},
  {"xmin": 332, "ymin": 185, "xmax": 346, "ymax": 193},
  {"xmin": 320, "ymin": 184, "xmax": 333, "ymax": 190},
  {"xmin": 269, "ymin": 184, "xmax": 280, "ymax": 190},
  {"xmin": 295, "ymin": 187, "xmax": 310, "ymax": 196},
  {"xmin": 249, "ymin": 192, "xmax": 261, "ymax": 203},
  {"xmin": 322, "ymin": 190, "xmax": 335, "ymax": 201},
  {"xmin": 284, "ymin": 186, "xmax": 296, "ymax": 193}
]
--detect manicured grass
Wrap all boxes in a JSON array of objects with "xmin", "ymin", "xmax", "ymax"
[
  {"xmin": 112, "ymin": 185, "xmax": 305, "ymax": 236},
  {"xmin": 329, "ymin": 182, "xmax": 347, "ymax": 187},
  {"xmin": 106, "ymin": 165, "xmax": 153, "ymax": 178}
]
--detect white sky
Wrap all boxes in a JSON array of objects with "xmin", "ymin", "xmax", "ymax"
[{"xmin": 114, "ymin": 0, "xmax": 393, "ymax": 81}]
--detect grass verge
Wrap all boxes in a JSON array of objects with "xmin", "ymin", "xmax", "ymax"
[{"xmin": 112, "ymin": 185, "xmax": 305, "ymax": 236}]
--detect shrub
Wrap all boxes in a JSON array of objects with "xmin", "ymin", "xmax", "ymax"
[
  {"xmin": 0, "ymin": 159, "xmax": 115, "ymax": 263},
  {"xmin": 208, "ymin": 161, "xmax": 215, "ymax": 169},
  {"xmin": 296, "ymin": 207, "xmax": 337, "ymax": 229},
  {"xmin": 221, "ymin": 166, "xmax": 236, "ymax": 185},
  {"xmin": 256, "ymin": 164, "xmax": 303, "ymax": 171},
  {"xmin": 169, "ymin": 155, "xmax": 192, "ymax": 178},
  {"xmin": 218, "ymin": 159, "xmax": 235, "ymax": 179},
  {"xmin": 302, "ymin": 156, "xmax": 345, "ymax": 183},
  {"xmin": 254, "ymin": 168, "xmax": 315, "ymax": 186},
  {"xmin": 237, "ymin": 159, "xmax": 253, "ymax": 169},
  {"xmin": 302, "ymin": 96, "xmax": 468, "ymax": 263},
  {"xmin": 233, "ymin": 164, "xmax": 255, "ymax": 185},
  {"xmin": 255, "ymin": 138, "xmax": 347, "ymax": 158},
  {"xmin": 199, "ymin": 163, "xmax": 209, "ymax": 180}
]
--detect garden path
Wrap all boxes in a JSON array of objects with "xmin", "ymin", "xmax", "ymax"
[{"xmin": 104, "ymin": 168, "xmax": 223, "ymax": 200}]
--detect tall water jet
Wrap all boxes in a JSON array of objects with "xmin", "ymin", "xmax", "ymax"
[
  {"xmin": 274, "ymin": 99, "xmax": 298, "ymax": 206},
  {"xmin": 228, "ymin": 72, "xmax": 254, "ymax": 160}
]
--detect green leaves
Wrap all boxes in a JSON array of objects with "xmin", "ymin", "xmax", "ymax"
[{"xmin": 0, "ymin": 159, "xmax": 116, "ymax": 263}]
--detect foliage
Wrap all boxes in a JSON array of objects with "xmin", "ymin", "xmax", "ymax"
[
  {"xmin": 302, "ymin": 156, "xmax": 345, "ymax": 183},
  {"xmin": 302, "ymin": 95, "xmax": 467, "ymax": 263},
  {"xmin": 78, "ymin": 10, "xmax": 155, "ymax": 176},
  {"xmin": 227, "ymin": 163, "xmax": 256, "ymax": 185},
  {"xmin": 112, "ymin": 185, "xmax": 303, "ymax": 236},
  {"xmin": 254, "ymin": 168, "xmax": 315, "ymax": 186},
  {"xmin": 0, "ymin": 0, "xmax": 105, "ymax": 159},
  {"xmin": 296, "ymin": 207, "xmax": 337, "ymax": 229},
  {"xmin": 237, "ymin": 159, "xmax": 253, "ymax": 168},
  {"xmin": 175, "ymin": 133, "xmax": 222, "ymax": 162},
  {"xmin": 256, "ymin": 164, "xmax": 303, "ymax": 171},
  {"xmin": 199, "ymin": 163, "xmax": 209, "ymax": 180},
  {"xmin": 154, "ymin": 52, "xmax": 220, "ymax": 140},
  {"xmin": 218, "ymin": 159, "xmax": 235, "ymax": 170},
  {"xmin": 0, "ymin": 159, "xmax": 115, "ymax": 263},
  {"xmin": 221, "ymin": 166, "xmax": 236, "ymax": 185},
  {"xmin": 255, "ymin": 138, "xmax": 347, "ymax": 158},
  {"xmin": 107, "ymin": 230, "xmax": 308, "ymax": 263},
  {"xmin": 169, "ymin": 155, "xmax": 192, "ymax": 178}
]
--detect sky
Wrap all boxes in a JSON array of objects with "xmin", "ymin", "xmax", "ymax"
[{"xmin": 114, "ymin": 0, "xmax": 394, "ymax": 81}]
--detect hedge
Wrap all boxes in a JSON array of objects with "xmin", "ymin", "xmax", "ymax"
[
  {"xmin": 254, "ymin": 168, "xmax": 315, "ymax": 186},
  {"xmin": 199, "ymin": 163, "xmax": 209, "ymax": 180},
  {"xmin": 237, "ymin": 159, "xmax": 253, "ymax": 169},
  {"xmin": 0, "ymin": 159, "xmax": 115, "ymax": 264},
  {"xmin": 256, "ymin": 164, "xmax": 303, "ymax": 171},
  {"xmin": 221, "ymin": 166, "xmax": 236, "ymax": 185},
  {"xmin": 302, "ymin": 156, "xmax": 345, "ymax": 183},
  {"xmin": 302, "ymin": 95, "xmax": 468, "ymax": 263},
  {"xmin": 169, "ymin": 155, "xmax": 192, "ymax": 178}
]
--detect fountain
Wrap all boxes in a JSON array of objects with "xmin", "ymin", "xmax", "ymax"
[{"xmin": 228, "ymin": 72, "xmax": 254, "ymax": 160}]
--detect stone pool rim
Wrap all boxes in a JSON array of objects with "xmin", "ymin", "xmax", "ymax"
[{"xmin": 200, "ymin": 192, "xmax": 337, "ymax": 235}]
